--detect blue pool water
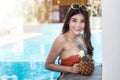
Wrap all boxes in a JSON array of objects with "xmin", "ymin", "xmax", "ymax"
[{"xmin": 0, "ymin": 24, "xmax": 102, "ymax": 80}]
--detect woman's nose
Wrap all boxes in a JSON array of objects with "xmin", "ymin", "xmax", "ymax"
[{"xmin": 76, "ymin": 22, "xmax": 81, "ymax": 27}]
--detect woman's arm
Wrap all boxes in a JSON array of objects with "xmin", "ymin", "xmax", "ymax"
[{"xmin": 45, "ymin": 36, "xmax": 80, "ymax": 73}]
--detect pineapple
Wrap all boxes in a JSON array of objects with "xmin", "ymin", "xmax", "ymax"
[{"xmin": 79, "ymin": 50, "xmax": 94, "ymax": 76}]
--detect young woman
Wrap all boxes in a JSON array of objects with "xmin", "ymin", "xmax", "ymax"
[{"xmin": 45, "ymin": 3, "xmax": 94, "ymax": 80}]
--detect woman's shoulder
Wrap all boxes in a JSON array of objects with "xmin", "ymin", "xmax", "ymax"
[{"xmin": 55, "ymin": 34, "xmax": 67, "ymax": 42}]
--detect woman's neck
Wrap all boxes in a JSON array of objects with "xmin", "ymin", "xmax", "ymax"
[{"xmin": 66, "ymin": 31, "xmax": 80, "ymax": 39}]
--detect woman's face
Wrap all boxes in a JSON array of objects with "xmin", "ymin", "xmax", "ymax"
[{"xmin": 69, "ymin": 13, "xmax": 85, "ymax": 35}]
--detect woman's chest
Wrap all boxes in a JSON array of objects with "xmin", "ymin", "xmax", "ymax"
[{"xmin": 64, "ymin": 40, "xmax": 81, "ymax": 53}]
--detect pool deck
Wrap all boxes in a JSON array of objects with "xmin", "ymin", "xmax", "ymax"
[{"xmin": 61, "ymin": 65, "xmax": 102, "ymax": 80}]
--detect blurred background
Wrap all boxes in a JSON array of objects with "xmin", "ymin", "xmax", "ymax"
[{"xmin": 0, "ymin": 0, "xmax": 102, "ymax": 80}]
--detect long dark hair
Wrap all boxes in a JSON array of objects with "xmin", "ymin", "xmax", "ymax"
[{"xmin": 62, "ymin": 3, "xmax": 94, "ymax": 56}]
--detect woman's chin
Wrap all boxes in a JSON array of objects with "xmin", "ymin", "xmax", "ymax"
[{"xmin": 75, "ymin": 32, "xmax": 80, "ymax": 35}]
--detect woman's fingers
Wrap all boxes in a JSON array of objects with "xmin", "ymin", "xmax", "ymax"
[{"xmin": 72, "ymin": 63, "xmax": 80, "ymax": 73}]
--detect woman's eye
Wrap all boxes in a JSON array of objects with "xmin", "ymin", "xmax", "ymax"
[
  {"xmin": 81, "ymin": 20, "xmax": 85, "ymax": 23},
  {"xmin": 72, "ymin": 19, "xmax": 77, "ymax": 22}
]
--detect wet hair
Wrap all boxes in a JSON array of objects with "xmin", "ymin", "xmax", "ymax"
[{"xmin": 62, "ymin": 3, "xmax": 94, "ymax": 56}]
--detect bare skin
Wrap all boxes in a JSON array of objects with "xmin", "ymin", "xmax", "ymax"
[{"xmin": 45, "ymin": 13, "xmax": 87, "ymax": 73}]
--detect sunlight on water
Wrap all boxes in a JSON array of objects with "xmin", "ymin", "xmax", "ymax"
[{"xmin": 40, "ymin": 44, "xmax": 46, "ymax": 62}]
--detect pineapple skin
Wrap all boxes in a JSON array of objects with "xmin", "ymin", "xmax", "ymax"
[{"xmin": 79, "ymin": 54, "xmax": 94, "ymax": 76}]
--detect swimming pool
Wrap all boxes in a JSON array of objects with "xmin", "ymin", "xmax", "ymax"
[{"xmin": 0, "ymin": 24, "xmax": 102, "ymax": 80}]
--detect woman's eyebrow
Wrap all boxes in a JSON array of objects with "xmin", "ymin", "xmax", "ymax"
[
  {"xmin": 71, "ymin": 18, "xmax": 77, "ymax": 20},
  {"xmin": 71, "ymin": 17, "xmax": 85, "ymax": 20}
]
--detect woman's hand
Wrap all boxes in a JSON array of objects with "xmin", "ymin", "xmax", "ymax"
[{"xmin": 71, "ymin": 63, "xmax": 80, "ymax": 73}]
